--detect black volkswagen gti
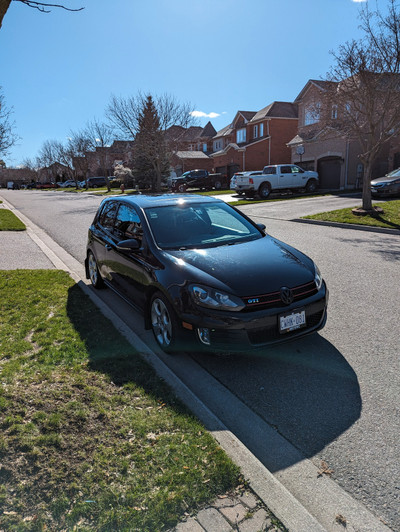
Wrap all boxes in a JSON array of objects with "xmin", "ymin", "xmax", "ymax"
[{"xmin": 85, "ymin": 194, "xmax": 328, "ymax": 354}]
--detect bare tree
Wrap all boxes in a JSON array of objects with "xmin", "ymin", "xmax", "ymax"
[
  {"xmin": 107, "ymin": 92, "xmax": 196, "ymax": 191},
  {"xmin": 66, "ymin": 129, "xmax": 91, "ymax": 187},
  {"xmin": 84, "ymin": 119, "xmax": 115, "ymax": 191},
  {"xmin": 1, "ymin": 1, "xmax": 83, "ymax": 29},
  {"xmin": 0, "ymin": 87, "xmax": 18, "ymax": 156},
  {"xmin": 37, "ymin": 139, "xmax": 72, "ymax": 181},
  {"xmin": 323, "ymin": 0, "xmax": 400, "ymax": 212}
]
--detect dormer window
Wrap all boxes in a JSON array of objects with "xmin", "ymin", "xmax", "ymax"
[
  {"xmin": 253, "ymin": 125, "xmax": 258, "ymax": 139},
  {"xmin": 331, "ymin": 105, "xmax": 338, "ymax": 120}
]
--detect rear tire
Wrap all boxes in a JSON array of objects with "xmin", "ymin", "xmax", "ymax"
[
  {"xmin": 88, "ymin": 251, "xmax": 104, "ymax": 289},
  {"xmin": 214, "ymin": 180, "xmax": 222, "ymax": 190},
  {"xmin": 258, "ymin": 182, "xmax": 271, "ymax": 199},
  {"xmin": 178, "ymin": 183, "xmax": 187, "ymax": 193}
]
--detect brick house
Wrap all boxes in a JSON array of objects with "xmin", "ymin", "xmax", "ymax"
[
  {"xmin": 80, "ymin": 140, "xmax": 135, "ymax": 178},
  {"xmin": 212, "ymin": 103, "xmax": 298, "ymax": 178},
  {"xmin": 168, "ymin": 121, "xmax": 217, "ymax": 175},
  {"xmin": 288, "ymin": 79, "xmax": 400, "ymax": 189}
]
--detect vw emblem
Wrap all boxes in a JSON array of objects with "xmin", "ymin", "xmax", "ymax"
[{"xmin": 280, "ymin": 287, "xmax": 294, "ymax": 305}]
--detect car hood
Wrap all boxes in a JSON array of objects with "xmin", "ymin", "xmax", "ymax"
[
  {"xmin": 371, "ymin": 176, "xmax": 399, "ymax": 184},
  {"xmin": 162, "ymin": 236, "xmax": 315, "ymax": 296}
]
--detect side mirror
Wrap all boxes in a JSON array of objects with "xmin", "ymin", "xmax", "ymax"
[
  {"xmin": 257, "ymin": 223, "xmax": 266, "ymax": 232},
  {"xmin": 116, "ymin": 238, "xmax": 140, "ymax": 251}
]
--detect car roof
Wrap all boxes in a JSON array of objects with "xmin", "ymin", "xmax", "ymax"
[{"xmin": 100, "ymin": 193, "xmax": 224, "ymax": 210}]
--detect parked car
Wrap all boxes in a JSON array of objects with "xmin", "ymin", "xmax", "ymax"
[
  {"xmin": 36, "ymin": 182, "xmax": 58, "ymax": 189},
  {"xmin": 85, "ymin": 194, "xmax": 328, "ymax": 354},
  {"xmin": 170, "ymin": 169, "xmax": 227, "ymax": 192},
  {"xmin": 86, "ymin": 177, "xmax": 107, "ymax": 188},
  {"xmin": 60, "ymin": 180, "xmax": 77, "ymax": 188},
  {"xmin": 231, "ymin": 171, "xmax": 263, "ymax": 195},
  {"xmin": 371, "ymin": 168, "xmax": 400, "ymax": 197},
  {"xmin": 235, "ymin": 164, "xmax": 319, "ymax": 198}
]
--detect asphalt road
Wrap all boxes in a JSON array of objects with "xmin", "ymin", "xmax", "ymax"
[{"xmin": 2, "ymin": 189, "xmax": 399, "ymax": 530}]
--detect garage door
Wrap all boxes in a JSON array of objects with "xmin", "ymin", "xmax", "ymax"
[{"xmin": 317, "ymin": 157, "xmax": 341, "ymax": 189}]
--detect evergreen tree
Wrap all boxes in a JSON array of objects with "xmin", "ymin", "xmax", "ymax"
[{"xmin": 132, "ymin": 95, "xmax": 170, "ymax": 192}]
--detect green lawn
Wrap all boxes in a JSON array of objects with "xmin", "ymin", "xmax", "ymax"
[
  {"xmin": 304, "ymin": 199, "xmax": 400, "ymax": 230},
  {"xmin": 0, "ymin": 270, "xmax": 240, "ymax": 531},
  {"xmin": 0, "ymin": 209, "xmax": 26, "ymax": 231}
]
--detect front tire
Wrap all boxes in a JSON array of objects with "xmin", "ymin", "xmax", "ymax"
[
  {"xmin": 150, "ymin": 292, "xmax": 180, "ymax": 354},
  {"xmin": 88, "ymin": 251, "xmax": 104, "ymax": 289},
  {"xmin": 258, "ymin": 182, "xmax": 271, "ymax": 199},
  {"xmin": 306, "ymin": 179, "xmax": 318, "ymax": 193},
  {"xmin": 214, "ymin": 180, "xmax": 222, "ymax": 190},
  {"xmin": 178, "ymin": 183, "xmax": 187, "ymax": 193}
]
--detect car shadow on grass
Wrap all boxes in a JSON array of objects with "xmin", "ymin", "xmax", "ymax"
[{"xmin": 192, "ymin": 333, "xmax": 361, "ymax": 471}]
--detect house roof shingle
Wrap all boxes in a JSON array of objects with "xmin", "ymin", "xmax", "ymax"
[
  {"xmin": 250, "ymin": 101, "xmax": 298, "ymax": 122},
  {"xmin": 174, "ymin": 151, "xmax": 211, "ymax": 159}
]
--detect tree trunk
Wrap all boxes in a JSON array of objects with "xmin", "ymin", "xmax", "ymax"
[
  {"xmin": 362, "ymin": 161, "xmax": 373, "ymax": 211},
  {"xmin": 0, "ymin": 0, "xmax": 12, "ymax": 29}
]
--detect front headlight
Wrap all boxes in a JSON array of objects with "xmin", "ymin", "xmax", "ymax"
[
  {"xmin": 314, "ymin": 264, "xmax": 323, "ymax": 290},
  {"xmin": 189, "ymin": 284, "xmax": 245, "ymax": 312}
]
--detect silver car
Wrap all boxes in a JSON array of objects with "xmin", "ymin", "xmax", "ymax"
[{"xmin": 371, "ymin": 168, "xmax": 400, "ymax": 197}]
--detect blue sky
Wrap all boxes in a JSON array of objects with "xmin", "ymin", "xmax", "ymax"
[{"xmin": 1, "ymin": 0, "xmax": 368, "ymax": 166}]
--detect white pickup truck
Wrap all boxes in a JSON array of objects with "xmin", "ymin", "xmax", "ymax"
[{"xmin": 235, "ymin": 164, "xmax": 319, "ymax": 199}]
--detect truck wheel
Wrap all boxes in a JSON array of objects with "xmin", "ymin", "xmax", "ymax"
[
  {"xmin": 258, "ymin": 182, "xmax": 271, "ymax": 199},
  {"xmin": 178, "ymin": 183, "xmax": 187, "ymax": 193},
  {"xmin": 214, "ymin": 180, "xmax": 222, "ymax": 190},
  {"xmin": 306, "ymin": 179, "xmax": 317, "ymax": 193}
]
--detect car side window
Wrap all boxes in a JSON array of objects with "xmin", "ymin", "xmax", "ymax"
[
  {"xmin": 114, "ymin": 203, "xmax": 143, "ymax": 241},
  {"xmin": 99, "ymin": 201, "xmax": 118, "ymax": 230},
  {"xmin": 280, "ymin": 166, "xmax": 292, "ymax": 174},
  {"xmin": 292, "ymin": 166, "xmax": 304, "ymax": 173},
  {"xmin": 263, "ymin": 167, "xmax": 276, "ymax": 175}
]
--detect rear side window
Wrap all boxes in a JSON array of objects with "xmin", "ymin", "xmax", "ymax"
[
  {"xmin": 98, "ymin": 201, "xmax": 118, "ymax": 230},
  {"xmin": 263, "ymin": 167, "xmax": 276, "ymax": 175}
]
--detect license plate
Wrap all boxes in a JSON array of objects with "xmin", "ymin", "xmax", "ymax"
[{"xmin": 279, "ymin": 310, "xmax": 306, "ymax": 333}]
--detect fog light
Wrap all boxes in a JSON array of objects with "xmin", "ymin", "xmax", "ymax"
[{"xmin": 197, "ymin": 327, "xmax": 211, "ymax": 346}]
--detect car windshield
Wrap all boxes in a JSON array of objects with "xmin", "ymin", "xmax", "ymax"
[
  {"xmin": 145, "ymin": 202, "xmax": 263, "ymax": 250},
  {"xmin": 387, "ymin": 168, "xmax": 400, "ymax": 177}
]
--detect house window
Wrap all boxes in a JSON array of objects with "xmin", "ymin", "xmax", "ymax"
[
  {"xmin": 260, "ymin": 123, "xmax": 264, "ymax": 137},
  {"xmin": 304, "ymin": 103, "xmax": 320, "ymax": 125},
  {"xmin": 203, "ymin": 143, "xmax": 207, "ymax": 152},
  {"xmin": 236, "ymin": 128, "xmax": 246, "ymax": 143},
  {"xmin": 213, "ymin": 140, "xmax": 222, "ymax": 151},
  {"xmin": 253, "ymin": 125, "xmax": 258, "ymax": 139},
  {"xmin": 331, "ymin": 105, "xmax": 338, "ymax": 120}
]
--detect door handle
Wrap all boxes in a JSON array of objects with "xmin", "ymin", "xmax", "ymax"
[{"xmin": 105, "ymin": 244, "xmax": 112, "ymax": 251}]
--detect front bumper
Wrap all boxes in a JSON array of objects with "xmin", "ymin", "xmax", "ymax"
[
  {"xmin": 177, "ymin": 284, "xmax": 329, "ymax": 353},
  {"xmin": 371, "ymin": 186, "xmax": 400, "ymax": 196}
]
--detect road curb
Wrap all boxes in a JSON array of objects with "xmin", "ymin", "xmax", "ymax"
[{"xmin": 292, "ymin": 217, "xmax": 400, "ymax": 235}]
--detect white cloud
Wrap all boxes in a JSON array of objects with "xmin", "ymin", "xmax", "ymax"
[
  {"xmin": 190, "ymin": 110, "xmax": 221, "ymax": 119},
  {"xmin": 352, "ymin": 0, "xmax": 367, "ymax": 3}
]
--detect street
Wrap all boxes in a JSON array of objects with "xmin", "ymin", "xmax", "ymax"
[{"xmin": 2, "ymin": 189, "xmax": 399, "ymax": 530}]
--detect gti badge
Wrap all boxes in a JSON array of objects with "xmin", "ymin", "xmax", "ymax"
[{"xmin": 248, "ymin": 298, "xmax": 259, "ymax": 304}]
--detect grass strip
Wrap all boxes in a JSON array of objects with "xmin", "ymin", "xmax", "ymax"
[
  {"xmin": 0, "ymin": 270, "xmax": 240, "ymax": 531},
  {"xmin": 303, "ymin": 199, "xmax": 400, "ymax": 230},
  {"xmin": 0, "ymin": 209, "xmax": 26, "ymax": 230}
]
